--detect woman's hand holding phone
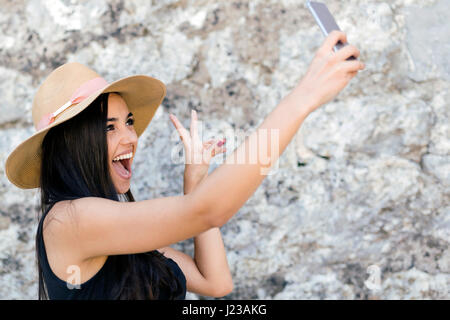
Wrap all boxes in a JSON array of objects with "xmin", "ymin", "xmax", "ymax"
[{"xmin": 291, "ymin": 30, "xmax": 365, "ymax": 115}]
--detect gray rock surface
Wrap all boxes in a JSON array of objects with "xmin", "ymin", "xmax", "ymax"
[{"xmin": 0, "ymin": 0, "xmax": 448, "ymax": 300}]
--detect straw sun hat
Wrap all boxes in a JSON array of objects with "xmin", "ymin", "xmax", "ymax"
[{"xmin": 4, "ymin": 62, "xmax": 166, "ymax": 189}]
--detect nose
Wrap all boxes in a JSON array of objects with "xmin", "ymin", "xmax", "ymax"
[{"xmin": 118, "ymin": 126, "xmax": 138, "ymax": 151}]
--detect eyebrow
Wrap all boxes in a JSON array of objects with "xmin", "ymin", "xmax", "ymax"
[{"xmin": 107, "ymin": 112, "xmax": 133, "ymax": 122}]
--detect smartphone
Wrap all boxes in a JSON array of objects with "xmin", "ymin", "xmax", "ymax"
[{"xmin": 306, "ymin": 1, "xmax": 357, "ymax": 60}]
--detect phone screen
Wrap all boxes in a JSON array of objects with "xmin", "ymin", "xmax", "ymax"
[
  {"xmin": 307, "ymin": 1, "xmax": 357, "ymax": 60},
  {"xmin": 307, "ymin": 1, "xmax": 341, "ymax": 35}
]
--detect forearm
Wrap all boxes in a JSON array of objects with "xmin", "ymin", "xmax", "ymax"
[
  {"xmin": 193, "ymin": 227, "xmax": 232, "ymax": 288},
  {"xmin": 184, "ymin": 173, "xmax": 233, "ymax": 290},
  {"xmin": 192, "ymin": 90, "xmax": 315, "ymax": 225}
]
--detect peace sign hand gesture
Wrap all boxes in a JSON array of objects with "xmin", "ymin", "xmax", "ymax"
[{"xmin": 169, "ymin": 109, "xmax": 227, "ymax": 192}]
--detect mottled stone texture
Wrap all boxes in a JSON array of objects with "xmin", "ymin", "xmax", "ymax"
[{"xmin": 0, "ymin": 0, "xmax": 449, "ymax": 300}]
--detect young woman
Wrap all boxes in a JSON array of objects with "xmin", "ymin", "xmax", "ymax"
[{"xmin": 4, "ymin": 30, "xmax": 364, "ymax": 299}]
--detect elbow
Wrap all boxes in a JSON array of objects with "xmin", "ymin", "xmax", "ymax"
[
  {"xmin": 212, "ymin": 281, "xmax": 234, "ymax": 298},
  {"xmin": 202, "ymin": 208, "xmax": 225, "ymax": 230},
  {"xmin": 207, "ymin": 203, "xmax": 231, "ymax": 228},
  {"xmin": 210, "ymin": 212, "xmax": 228, "ymax": 229}
]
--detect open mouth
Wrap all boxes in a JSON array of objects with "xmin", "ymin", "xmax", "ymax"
[{"xmin": 112, "ymin": 158, "xmax": 132, "ymax": 179}]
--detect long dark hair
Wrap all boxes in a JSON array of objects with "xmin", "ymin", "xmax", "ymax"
[{"xmin": 36, "ymin": 92, "xmax": 184, "ymax": 299}]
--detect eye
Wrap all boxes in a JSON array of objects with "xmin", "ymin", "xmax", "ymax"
[{"xmin": 106, "ymin": 118, "xmax": 134, "ymax": 132}]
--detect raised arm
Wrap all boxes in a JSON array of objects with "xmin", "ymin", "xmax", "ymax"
[
  {"xmin": 46, "ymin": 31, "xmax": 363, "ymax": 263},
  {"xmin": 191, "ymin": 30, "xmax": 365, "ymax": 226}
]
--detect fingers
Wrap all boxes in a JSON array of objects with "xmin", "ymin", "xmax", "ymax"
[
  {"xmin": 170, "ymin": 111, "xmax": 228, "ymax": 159},
  {"xmin": 215, "ymin": 138, "xmax": 227, "ymax": 155},
  {"xmin": 320, "ymin": 30, "xmax": 348, "ymax": 55},
  {"xmin": 190, "ymin": 109, "xmax": 199, "ymax": 139},
  {"xmin": 321, "ymin": 31, "xmax": 364, "ymax": 72},
  {"xmin": 170, "ymin": 110, "xmax": 200, "ymax": 143},
  {"xmin": 338, "ymin": 59, "xmax": 365, "ymax": 73},
  {"xmin": 203, "ymin": 139, "xmax": 215, "ymax": 148},
  {"xmin": 217, "ymin": 138, "xmax": 226, "ymax": 147},
  {"xmin": 169, "ymin": 113, "xmax": 191, "ymax": 144},
  {"xmin": 206, "ymin": 138, "xmax": 227, "ymax": 159},
  {"xmin": 334, "ymin": 43, "xmax": 360, "ymax": 62}
]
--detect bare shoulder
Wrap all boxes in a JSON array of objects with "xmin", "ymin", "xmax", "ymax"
[
  {"xmin": 43, "ymin": 200, "xmax": 73, "ymax": 229},
  {"xmin": 44, "ymin": 197, "xmax": 110, "ymax": 231},
  {"xmin": 43, "ymin": 199, "xmax": 108, "ymax": 284}
]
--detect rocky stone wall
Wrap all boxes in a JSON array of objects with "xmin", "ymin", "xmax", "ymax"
[{"xmin": 0, "ymin": 0, "xmax": 448, "ymax": 299}]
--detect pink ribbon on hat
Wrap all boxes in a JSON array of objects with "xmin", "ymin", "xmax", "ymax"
[{"xmin": 36, "ymin": 77, "xmax": 109, "ymax": 131}]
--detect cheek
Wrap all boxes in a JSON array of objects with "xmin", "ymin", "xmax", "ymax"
[
  {"xmin": 131, "ymin": 128, "xmax": 138, "ymax": 139},
  {"xmin": 107, "ymin": 136, "xmax": 115, "ymax": 161}
]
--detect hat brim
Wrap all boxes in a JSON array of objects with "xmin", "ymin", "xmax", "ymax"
[{"xmin": 5, "ymin": 75, "xmax": 166, "ymax": 189}]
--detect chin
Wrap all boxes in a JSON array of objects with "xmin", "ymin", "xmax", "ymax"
[
  {"xmin": 117, "ymin": 185, "xmax": 130, "ymax": 195},
  {"xmin": 113, "ymin": 180, "xmax": 130, "ymax": 195}
]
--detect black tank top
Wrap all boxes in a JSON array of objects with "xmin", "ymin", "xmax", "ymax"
[{"xmin": 37, "ymin": 205, "xmax": 186, "ymax": 300}]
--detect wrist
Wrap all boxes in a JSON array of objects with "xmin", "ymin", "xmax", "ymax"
[
  {"xmin": 184, "ymin": 175, "xmax": 207, "ymax": 194},
  {"xmin": 287, "ymin": 85, "xmax": 319, "ymax": 116},
  {"xmin": 184, "ymin": 164, "xmax": 208, "ymax": 180},
  {"xmin": 184, "ymin": 165, "xmax": 208, "ymax": 194}
]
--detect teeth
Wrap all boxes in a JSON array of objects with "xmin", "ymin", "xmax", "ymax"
[{"xmin": 113, "ymin": 152, "xmax": 133, "ymax": 162}]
